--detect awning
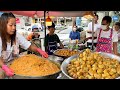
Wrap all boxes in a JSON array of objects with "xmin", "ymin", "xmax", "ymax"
[
  {"xmin": 0, "ymin": 12, "xmax": 3, "ymax": 16},
  {"xmin": 2, "ymin": 11, "xmax": 94, "ymax": 17}
]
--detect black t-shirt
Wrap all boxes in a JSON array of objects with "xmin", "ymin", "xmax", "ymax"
[{"xmin": 44, "ymin": 34, "xmax": 60, "ymax": 47}]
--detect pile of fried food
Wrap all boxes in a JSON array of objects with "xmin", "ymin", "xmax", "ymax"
[
  {"xmin": 9, "ymin": 54, "xmax": 60, "ymax": 76},
  {"xmin": 54, "ymin": 49, "xmax": 79, "ymax": 57},
  {"xmin": 67, "ymin": 49, "xmax": 120, "ymax": 79}
]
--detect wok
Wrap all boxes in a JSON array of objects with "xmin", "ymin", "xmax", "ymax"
[{"xmin": 7, "ymin": 57, "xmax": 61, "ymax": 79}]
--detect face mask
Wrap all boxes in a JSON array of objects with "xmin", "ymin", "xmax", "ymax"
[
  {"xmin": 73, "ymin": 28, "xmax": 76, "ymax": 31},
  {"xmin": 101, "ymin": 25, "xmax": 107, "ymax": 30}
]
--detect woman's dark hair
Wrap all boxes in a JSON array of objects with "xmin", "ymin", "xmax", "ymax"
[
  {"xmin": 0, "ymin": 12, "xmax": 16, "ymax": 51},
  {"xmin": 102, "ymin": 16, "xmax": 112, "ymax": 24},
  {"xmin": 115, "ymin": 22, "xmax": 120, "ymax": 27},
  {"xmin": 73, "ymin": 25, "xmax": 77, "ymax": 28},
  {"xmin": 48, "ymin": 22, "xmax": 55, "ymax": 29},
  {"xmin": 73, "ymin": 25, "xmax": 78, "ymax": 30},
  {"xmin": 95, "ymin": 14, "xmax": 99, "ymax": 19}
]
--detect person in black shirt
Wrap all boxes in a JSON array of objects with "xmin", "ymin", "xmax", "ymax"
[{"xmin": 44, "ymin": 23, "xmax": 64, "ymax": 55}]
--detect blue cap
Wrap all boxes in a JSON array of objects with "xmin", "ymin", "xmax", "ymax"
[{"xmin": 32, "ymin": 25, "xmax": 38, "ymax": 30}]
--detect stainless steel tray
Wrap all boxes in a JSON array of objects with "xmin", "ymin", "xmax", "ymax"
[
  {"xmin": 53, "ymin": 49, "xmax": 80, "ymax": 58},
  {"xmin": 7, "ymin": 57, "xmax": 61, "ymax": 79},
  {"xmin": 61, "ymin": 52, "xmax": 120, "ymax": 79}
]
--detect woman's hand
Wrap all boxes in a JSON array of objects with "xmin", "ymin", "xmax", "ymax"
[
  {"xmin": 28, "ymin": 45, "xmax": 48, "ymax": 58},
  {"xmin": 2, "ymin": 65, "xmax": 14, "ymax": 77},
  {"xmin": 36, "ymin": 48, "xmax": 48, "ymax": 58}
]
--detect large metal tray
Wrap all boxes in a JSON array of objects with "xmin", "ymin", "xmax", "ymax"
[
  {"xmin": 61, "ymin": 52, "xmax": 120, "ymax": 79},
  {"xmin": 53, "ymin": 49, "xmax": 80, "ymax": 58},
  {"xmin": 7, "ymin": 57, "xmax": 61, "ymax": 79}
]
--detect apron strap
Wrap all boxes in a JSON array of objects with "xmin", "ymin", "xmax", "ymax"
[
  {"xmin": 98, "ymin": 29, "xmax": 102, "ymax": 39},
  {"xmin": 98, "ymin": 29, "xmax": 113, "ymax": 39},
  {"xmin": 110, "ymin": 29, "xmax": 113, "ymax": 38}
]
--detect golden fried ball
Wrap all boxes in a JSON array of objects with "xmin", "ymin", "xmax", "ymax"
[
  {"xmin": 97, "ymin": 69, "xmax": 103, "ymax": 74},
  {"xmin": 83, "ymin": 57, "xmax": 87, "ymax": 61},
  {"xmin": 83, "ymin": 52, "xmax": 87, "ymax": 57},
  {"xmin": 117, "ymin": 66, "xmax": 120, "ymax": 74},
  {"xmin": 79, "ymin": 53, "xmax": 83, "ymax": 58},
  {"xmin": 85, "ymin": 48, "xmax": 91, "ymax": 53},
  {"xmin": 67, "ymin": 49, "xmax": 120, "ymax": 79},
  {"xmin": 98, "ymin": 64, "xmax": 104, "ymax": 69}
]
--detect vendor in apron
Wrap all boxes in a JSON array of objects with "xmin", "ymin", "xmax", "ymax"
[
  {"xmin": 0, "ymin": 12, "xmax": 48, "ymax": 77},
  {"xmin": 95, "ymin": 16, "xmax": 118, "ymax": 55},
  {"xmin": 44, "ymin": 22, "xmax": 64, "ymax": 55},
  {"xmin": 86, "ymin": 16, "xmax": 118, "ymax": 55}
]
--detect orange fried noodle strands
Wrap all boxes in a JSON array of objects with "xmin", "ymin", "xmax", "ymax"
[{"xmin": 9, "ymin": 54, "xmax": 60, "ymax": 76}]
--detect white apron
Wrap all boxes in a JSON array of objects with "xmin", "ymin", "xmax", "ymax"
[{"xmin": 1, "ymin": 38, "xmax": 19, "ymax": 63}]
